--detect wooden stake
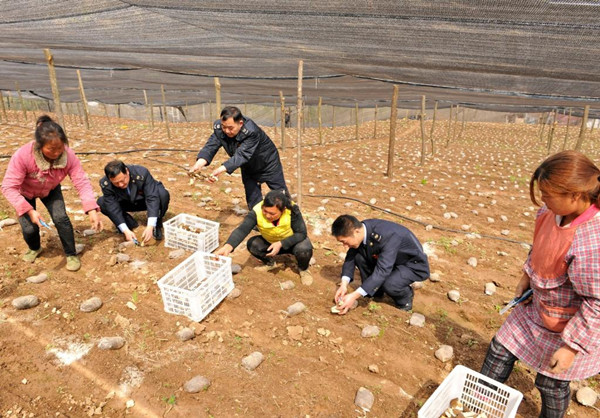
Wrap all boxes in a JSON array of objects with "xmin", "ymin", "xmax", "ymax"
[
  {"xmin": 117, "ymin": 104, "xmax": 121, "ymax": 119},
  {"xmin": 209, "ymin": 100, "xmax": 213, "ymax": 122},
  {"xmin": 574, "ymin": 105, "xmax": 590, "ymax": 151},
  {"xmin": 279, "ymin": 91, "xmax": 285, "ymax": 150},
  {"xmin": 373, "ymin": 104, "xmax": 378, "ymax": 139},
  {"xmin": 0, "ymin": 90, "xmax": 7, "ymax": 122},
  {"xmin": 332, "ymin": 106, "xmax": 335, "ymax": 129},
  {"xmin": 161, "ymin": 85, "xmax": 171, "ymax": 140},
  {"xmin": 547, "ymin": 109, "xmax": 557, "ymax": 154},
  {"xmin": 76, "ymin": 70, "xmax": 90, "ymax": 129},
  {"xmin": 386, "ymin": 85, "xmax": 399, "ymax": 177},
  {"xmin": 446, "ymin": 105, "xmax": 453, "ymax": 146},
  {"xmin": 43, "ymin": 49, "xmax": 64, "ymax": 128},
  {"xmin": 420, "ymin": 95, "xmax": 426, "ymax": 166},
  {"xmin": 273, "ymin": 99, "xmax": 277, "ymax": 136},
  {"xmin": 452, "ymin": 105, "xmax": 460, "ymax": 141},
  {"xmin": 143, "ymin": 90, "xmax": 153, "ymax": 128},
  {"xmin": 149, "ymin": 97, "xmax": 155, "ymax": 129},
  {"xmin": 296, "ymin": 60, "xmax": 304, "ymax": 207},
  {"xmin": 539, "ymin": 113, "xmax": 548, "ymax": 143},
  {"xmin": 355, "ymin": 102, "xmax": 359, "ymax": 141},
  {"xmin": 318, "ymin": 96, "xmax": 323, "ymax": 145},
  {"xmin": 458, "ymin": 106, "xmax": 466, "ymax": 140},
  {"xmin": 76, "ymin": 102, "xmax": 84, "ymax": 125},
  {"xmin": 430, "ymin": 100, "xmax": 438, "ymax": 155},
  {"xmin": 562, "ymin": 108, "xmax": 572, "ymax": 150},
  {"xmin": 15, "ymin": 82, "xmax": 28, "ymax": 122},
  {"xmin": 214, "ymin": 77, "xmax": 221, "ymax": 115}
]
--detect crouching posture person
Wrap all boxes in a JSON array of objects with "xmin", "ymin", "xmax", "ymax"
[
  {"xmin": 332, "ymin": 215, "xmax": 429, "ymax": 314},
  {"xmin": 214, "ymin": 190, "xmax": 314, "ymax": 285}
]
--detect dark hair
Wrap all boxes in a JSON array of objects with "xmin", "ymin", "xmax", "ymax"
[
  {"xmin": 331, "ymin": 215, "xmax": 362, "ymax": 237},
  {"xmin": 263, "ymin": 190, "xmax": 292, "ymax": 212},
  {"xmin": 104, "ymin": 160, "xmax": 128, "ymax": 179},
  {"xmin": 34, "ymin": 115, "xmax": 68, "ymax": 149},
  {"xmin": 530, "ymin": 150, "xmax": 600, "ymax": 207},
  {"xmin": 220, "ymin": 106, "xmax": 243, "ymax": 122}
]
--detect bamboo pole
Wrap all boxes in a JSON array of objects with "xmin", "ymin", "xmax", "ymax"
[
  {"xmin": 117, "ymin": 104, "xmax": 121, "ymax": 120},
  {"xmin": 161, "ymin": 85, "xmax": 171, "ymax": 140},
  {"xmin": 43, "ymin": 49, "xmax": 64, "ymax": 128},
  {"xmin": 15, "ymin": 82, "xmax": 27, "ymax": 122},
  {"xmin": 373, "ymin": 104, "xmax": 378, "ymax": 139},
  {"xmin": 452, "ymin": 105, "xmax": 460, "ymax": 141},
  {"xmin": 355, "ymin": 102, "xmax": 359, "ymax": 141},
  {"xmin": 386, "ymin": 85, "xmax": 399, "ymax": 177},
  {"xmin": 539, "ymin": 113, "xmax": 548, "ymax": 143},
  {"xmin": 446, "ymin": 105, "xmax": 453, "ymax": 146},
  {"xmin": 76, "ymin": 102, "xmax": 84, "ymax": 125},
  {"xmin": 430, "ymin": 100, "xmax": 438, "ymax": 155},
  {"xmin": 562, "ymin": 108, "xmax": 572, "ymax": 150},
  {"xmin": 209, "ymin": 100, "xmax": 213, "ymax": 122},
  {"xmin": 273, "ymin": 99, "xmax": 277, "ymax": 136},
  {"xmin": 318, "ymin": 96, "xmax": 323, "ymax": 145},
  {"xmin": 547, "ymin": 109, "xmax": 557, "ymax": 154},
  {"xmin": 331, "ymin": 105, "xmax": 335, "ymax": 129},
  {"xmin": 279, "ymin": 91, "xmax": 285, "ymax": 150},
  {"xmin": 296, "ymin": 60, "xmax": 304, "ymax": 207},
  {"xmin": 420, "ymin": 95, "xmax": 426, "ymax": 165},
  {"xmin": 0, "ymin": 91, "xmax": 7, "ymax": 122},
  {"xmin": 102, "ymin": 103, "xmax": 109, "ymax": 121},
  {"xmin": 244, "ymin": 101, "xmax": 247, "ymax": 115},
  {"xmin": 76, "ymin": 70, "xmax": 90, "ymax": 129},
  {"xmin": 214, "ymin": 77, "xmax": 221, "ymax": 115},
  {"xmin": 458, "ymin": 105, "xmax": 466, "ymax": 140},
  {"xmin": 574, "ymin": 105, "xmax": 589, "ymax": 151},
  {"xmin": 149, "ymin": 97, "xmax": 155, "ymax": 129},
  {"xmin": 143, "ymin": 90, "xmax": 153, "ymax": 128}
]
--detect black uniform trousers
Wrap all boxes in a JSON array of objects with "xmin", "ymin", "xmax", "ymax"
[
  {"xmin": 247, "ymin": 235, "xmax": 313, "ymax": 271},
  {"xmin": 242, "ymin": 169, "xmax": 288, "ymax": 209},
  {"xmin": 97, "ymin": 184, "xmax": 170, "ymax": 230}
]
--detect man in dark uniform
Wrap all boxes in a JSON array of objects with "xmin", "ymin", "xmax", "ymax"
[
  {"xmin": 331, "ymin": 215, "xmax": 429, "ymax": 313},
  {"xmin": 189, "ymin": 106, "xmax": 288, "ymax": 209},
  {"xmin": 97, "ymin": 160, "xmax": 170, "ymax": 243}
]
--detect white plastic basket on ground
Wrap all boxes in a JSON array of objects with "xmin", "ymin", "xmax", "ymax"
[
  {"xmin": 164, "ymin": 214, "xmax": 219, "ymax": 253},
  {"xmin": 157, "ymin": 251, "xmax": 234, "ymax": 322},
  {"xmin": 418, "ymin": 365, "xmax": 523, "ymax": 418}
]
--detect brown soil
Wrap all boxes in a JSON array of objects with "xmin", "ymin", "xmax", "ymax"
[{"xmin": 1, "ymin": 111, "xmax": 599, "ymax": 417}]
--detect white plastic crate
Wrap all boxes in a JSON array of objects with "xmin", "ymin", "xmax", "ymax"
[
  {"xmin": 164, "ymin": 214, "xmax": 219, "ymax": 253},
  {"xmin": 418, "ymin": 365, "xmax": 523, "ymax": 418},
  {"xmin": 157, "ymin": 251, "xmax": 234, "ymax": 322}
]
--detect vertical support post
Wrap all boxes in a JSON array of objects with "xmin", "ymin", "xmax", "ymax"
[
  {"xmin": 420, "ymin": 95, "xmax": 426, "ymax": 165},
  {"xmin": 547, "ymin": 109, "xmax": 557, "ymax": 154},
  {"xmin": 214, "ymin": 77, "xmax": 221, "ymax": 115},
  {"xmin": 76, "ymin": 70, "xmax": 90, "ymax": 129},
  {"xmin": 209, "ymin": 100, "xmax": 213, "ymax": 122},
  {"xmin": 279, "ymin": 91, "xmax": 285, "ymax": 150},
  {"xmin": 574, "ymin": 105, "xmax": 590, "ymax": 151},
  {"xmin": 458, "ymin": 105, "xmax": 466, "ymax": 140},
  {"xmin": 296, "ymin": 60, "xmax": 303, "ymax": 207},
  {"xmin": 273, "ymin": 99, "xmax": 278, "ymax": 136},
  {"xmin": 44, "ymin": 49, "xmax": 64, "ymax": 128},
  {"xmin": 386, "ymin": 85, "xmax": 399, "ymax": 177},
  {"xmin": 15, "ymin": 82, "xmax": 28, "ymax": 122},
  {"xmin": 539, "ymin": 112, "xmax": 548, "ymax": 142},
  {"xmin": 562, "ymin": 108, "xmax": 572, "ymax": 150},
  {"xmin": 149, "ymin": 97, "xmax": 155, "ymax": 129},
  {"xmin": 430, "ymin": 100, "xmax": 438, "ymax": 155},
  {"xmin": 355, "ymin": 102, "xmax": 359, "ymax": 141},
  {"xmin": 446, "ymin": 105, "xmax": 453, "ymax": 146},
  {"xmin": 161, "ymin": 85, "xmax": 171, "ymax": 140},
  {"xmin": 373, "ymin": 104, "xmax": 378, "ymax": 139},
  {"xmin": 143, "ymin": 90, "xmax": 152, "ymax": 128},
  {"xmin": 318, "ymin": 96, "xmax": 323, "ymax": 145},
  {"xmin": 332, "ymin": 105, "xmax": 335, "ymax": 129},
  {"xmin": 0, "ymin": 90, "xmax": 7, "ymax": 122}
]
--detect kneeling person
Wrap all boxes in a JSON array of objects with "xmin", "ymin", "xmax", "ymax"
[
  {"xmin": 215, "ymin": 190, "xmax": 314, "ymax": 284},
  {"xmin": 98, "ymin": 160, "xmax": 170, "ymax": 243},
  {"xmin": 332, "ymin": 215, "xmax": 429, "ymax": 314}
]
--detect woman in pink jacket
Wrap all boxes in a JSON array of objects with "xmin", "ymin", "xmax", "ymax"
[{"xmin": 1, "ymin": 115, "xmax": 102, "ymax": 271}]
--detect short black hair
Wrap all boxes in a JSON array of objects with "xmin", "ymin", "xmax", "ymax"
[
  {"xmin": 263, "ymin": 189, "xmax": 292, "ymax": 212},
  {"xmin": 104, "ymin": 160, "xmax": 128, "ymax": 179},
  {"xmin": 220, "ymin": 106, "xmax": 243, "ymax": 122},
  {"xmin": 331, "ymin": 215, "xmax": 362, "ymax": 237},
  {"xmin": 34, "ymin": 115, "xmax": 68, "ymax": 149}
]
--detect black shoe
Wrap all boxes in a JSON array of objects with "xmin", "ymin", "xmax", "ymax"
[
  {"xmin": 153, "ymin": 225, "xmax": 164, "ymax": 241},
  {"xmin": 393, "ymin": 287, "xmax": 414, "ymax": 312},
  {"xmin": 124, "ymin": 213, "xmax": 139, "ymax": 230}
]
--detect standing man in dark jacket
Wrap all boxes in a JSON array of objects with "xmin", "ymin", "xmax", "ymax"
[
  {"xmin": 331, "ymin": 215, "xmax": 429, "ymax": 313},
  {"xmin": 97, "ymin": 160, "xmax": 170, "ymax": 243},
  {"xmin": 190, "ymin": 106, "xmax": 288, "ymax": 209}
]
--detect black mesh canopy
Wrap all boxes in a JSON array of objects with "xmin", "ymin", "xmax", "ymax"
[{"xmin": 1, "ymin": 1, "xmax": 599, "ymax": 114}]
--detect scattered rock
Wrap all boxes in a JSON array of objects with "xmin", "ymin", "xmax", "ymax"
[
  {"xmin": 0, "ymin": 218, "xmax": 17, "ymax": 227},
  {"xmin": 497, "ymin": 251, "xmax": 508, "ymax": 256},
  {"xmin": 411, "ymin": 281, "xmax": 424, "ymax": 290},
  {"xmin": 448, "ymin": 290, "xmax": 460, "ymax": 302},
  {"xmin": 75, "ymin": 243, "xmax": 85, "ymax": 255},
  {"xmin": 467, "ymin": 257, "xmax": 478, "ymax": 267},
  {"xmin": 80, "ymin": 297, "xmax": 103, "ymax": 312},
  {"xmin": 484, "ymin": 282, "xmax": 497, "ymax": 296},
  {"xmin": 355, "ymin": 387, "xmax": 375, "ymax": 411},
  {"xmin": 361, "ymin": 325, "xmax": 380, "ymax": 338},
  {"xmin": 231, "ymin": 263, "xmax": 242, "ymax": 274},
  {"xmin": 176, "ymin": 328, "xmax": 196, "ymax": 342},
  {"xmin": 83, "ymin": 229, "xmax": 96, "ymax": 237},
  {"xmin": 183, "ymin": 375, "xmax": 211, "ymax": 393},
  {"xmin": 435, "ymin": 345, "xmax": 454, "ymax": 362},
  {"xmin": 114, "ymin": 314, "xmax": 131, "ymax": 329},
  {"xmin": 409, "ymin": 313, "xmax": 426, "ymax": 327},
  {"xmin": 501, "ymin": 229, "xmax": 510, "ymax": 236},
  {"xmin": 227, "ymin": 288, "xmax": 241, "ymax": 299},
  {"xmin": 116, "ymin": 253, "xmax": 130, "ymax": 263},
  {"xmin": 168, "ymin": 249, "xmax": 186, "ymax": 259},
  {"xmin": 12, "ymin": 295, "xmax": 40, "ymax": 310},
  {"xmin": 309, "ymin": 257, "xmax": 316, "ymax": 266},
  {"xmin": 280, "ymin": 280, "xmax": 295, "ymax": 290},
  {"xmin": 429, "ymin": 272, "xmax": 441, "ymax": 282},
  {"xmin": 287, "ymin": 325, "xmax": 304, "ymax": 341},
  {"xmin": 368, "ymin": 364, "xmax": 379, "ymax": 373},
  {"xmin": 26, "ymin": 272, "xmax": 48, "ymax": 284},
  {"xmin": 97, "ymin": 336, "xmax": 126, "ymax": 350},
  {"xmin": 576, "ymin": 387, "xmax": 598, "ymax": 407},
  {"xmin": 241, "ymin": 351, "xmax": 264, "ymax": 371},
  {"xmin": 118, "ymin": 241, "xmax": 135, "ymax": 251},
  {"xmin": 425, "ymin": 224, "xmax": 433, "ymax": 231},
  {"xmin": 286, "ymin": 302, "xmax": 306, "ymax": 316}
]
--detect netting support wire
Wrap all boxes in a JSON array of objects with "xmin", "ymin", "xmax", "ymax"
[
  {"xmin": 296, "ymin": 60, "xmax": 304, "ymax": 208},
  {"xmin": 43, "ymin": 49, "xmax": 64, "ymax": 129},
  {"xmin": 387, "ymin": 85, "xmax": 399, "ymax": 178}
]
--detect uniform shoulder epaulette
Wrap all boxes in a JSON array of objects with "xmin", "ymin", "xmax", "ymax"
[
  {"xmin": 370, "ymin": 232, "xmax": 381, "ymax": 242},
  {"xmin": 214, "ymin": 123, "xmax": 221, "ymax": 130},
  {"xmin": 101, "ymin": 180, "xmax": 109, "ymax": 188},
  {"xmin": 241, "ymin": 126, "xmax": 249, "ymax": 135}
]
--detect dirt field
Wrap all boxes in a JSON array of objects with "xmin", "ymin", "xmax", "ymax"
[{"xmin": 1, "ymin": 110, "xmax": 599, "ymax": 417}]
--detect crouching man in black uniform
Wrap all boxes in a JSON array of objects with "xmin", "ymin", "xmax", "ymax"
[
  {"xmin": 331, "ymin": 215, "xmax": 429, "ymax": 314},
  {"xmin": 97, "ymin": 160, "xmax": 170, "ymax": 243},
  {"xmin": 189, "ymin": 106, "xmax": 288, "ymax": 209}
]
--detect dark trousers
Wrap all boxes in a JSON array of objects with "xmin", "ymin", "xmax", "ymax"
[
  {"xmin": 354, "ymin": 251, "xmax": 420, "ymax": 306},
  {"xmin": 19, "ymin": 185, "xmax": 76, "ymax": 256},
  {"xmin": 247, "ymin": 235, "xmax": 313, "ymax": 271},
  {"xmin": 481, "ymin": 337, "xmax": 571, "ymax": 418},
  {"xmin": 97, "ymin": 185, "xmax": 170, "ymax": 229},
  {"xmin": 242, "ymin": 169, "xmax": 288, "ymax": 209}
]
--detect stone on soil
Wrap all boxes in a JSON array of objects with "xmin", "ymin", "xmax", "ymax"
[
  {"xmin": 83, "ymin": 229, "xmax": 96, "ymax": 237},
  {"xmin": 75, "ymin": 243, "xmax": 85, "ymax": 254},
  {"xmin": 576, "ymin": 387, "xmax": 597, "ymax": 407},
  {"xmin": 168, "ymin": 249, "xmax": 186, "ymax": 259},
  {"xmin": 484, "ymin": 282, "xmax": 497, "ymax": 296},
  {"xmin": 98, "ymin": 336, "xmax": 126, "ymax": 350},
  {"xmin": 241, "ymin": 351, "xmax": 264, "ymax": 371},
  {"xmin": 176, "ymin": 328, "xmax": 195, "ymax": 342},
  {"xmin": 80, "ymin": 297, "xmax": 103, "ymax": 312},
  {"xmin": 280, "ymin": 280, "xmax": 295, "ymax": 290},
  {"xmin": 286, "ymin": 302, "xmax": 306, "ymax": 316},
  {"xmin": 231, "ymin": 263, "xmax": 242, "ymax": 274},
  {"xmin": 183, "ymin": 375, "xmax": 211, "ymax": 393},
  {"xmin": 409, "ymin": 313, "xmax": 426, "ymax": 327},
  {"xmin": 0, "ymin": 218, "xmax": 17, "ymax": 227},
  {"xmin": 467, "ymin": 257, "xmax": 478, "ymax": 267},
  {"xmin": 12, "ymin": 295, "xmax": 39, "ymax": 310},
  {"xmin": 116, "ymin": 253, "xmax": 130, "ymax": 263},
  {"xmin": 448, "ymin": 290, "xmax": 460, "ymax": 302},
  {"xmin": 361, "ymin": 325, "xmax": 380, "ymax": 338},
  {"xmin": 355, "ymin": 387, "xmax": 375, "ymax": 411},
  {"xmin": 227, "ymin": 288, "xmax": 241, "ymax": 299},
  {"xmin": 26, "ymin": 273, "xmax": 48, "ymax": 284},
  {"xmin": 435, "ymin": 345, "xmax": 454, "ymax": 362}
]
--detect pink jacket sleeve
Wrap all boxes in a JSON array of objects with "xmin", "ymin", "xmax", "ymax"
[
  {"xmin": 1, "ymin": 146, "xmax": 34, "ymax": 217},
  {"xmin": 65, "ymin": 148, "xmax": 99, "ymax": 213}
]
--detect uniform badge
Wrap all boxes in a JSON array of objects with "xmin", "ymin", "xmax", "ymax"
[
  {"xmin": 370, "ymin": 233, "xmax": 381, "ymax": 242},
  {"xmin": 369, "ymin": 242, "xmax": 374, "ymax": 247},
  {"xmin": 103, "ymin": 180, "xmax": 108, "ymax": 186},
  {"xmin": 214, "ymin": 123, "xmax": 221, "ymax": 130},
  {"xmin": 241, "ymin": 127, "xmax": 249, "ymax": 135}
]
